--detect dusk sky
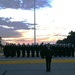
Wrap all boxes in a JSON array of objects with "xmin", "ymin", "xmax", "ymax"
[{"xmin": 0, "ymin": 0, "xmax": 75, "ymax": 45}]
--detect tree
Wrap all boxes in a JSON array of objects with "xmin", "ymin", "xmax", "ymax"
[{"xmin": 56, "ymin": 31, "xmax": 75, "ymax": 45}]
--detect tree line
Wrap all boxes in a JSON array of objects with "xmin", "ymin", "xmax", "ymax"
[{"xmin": 56, "ymin": 31, "xmax": 75, "ymax": 45}]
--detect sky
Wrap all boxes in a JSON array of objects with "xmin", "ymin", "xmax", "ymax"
[{"xmin": 0, "ymin": 0, "xmax": 75, "ymax": 45}]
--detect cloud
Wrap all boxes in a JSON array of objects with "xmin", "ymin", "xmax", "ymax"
[
  {"xmin": 0, "ymin": 17, "xmax": 35, "ymax": 44},
  {"xmin": 0, "ymin": 17, "xmax": 34, "ymax": 30},
  {"xmin": 0, "ymin": 25, "xmax": 14, "ymax": 29},
  {"xmin": 53, "ymin": 33, "xmax": 67, "ymax": 37},
  {"xmin": 0, "ymin": 0, "xmax": 52, "ymax": 9},
  {"xmin": 0, "ymin": 18, "xmax": 26, "ymax": 38},
  {"xmin": 0, "ymin": 27, "xmax": 21, "ymax": 38}
]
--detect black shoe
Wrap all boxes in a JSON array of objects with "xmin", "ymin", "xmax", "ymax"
[
  {"xmin": 46, "ymin": 70, "xmax": 51, "ymax": 72},
  {"xmin": 48, "ymin": 70, "xmax": 51, "ymax": 72}
]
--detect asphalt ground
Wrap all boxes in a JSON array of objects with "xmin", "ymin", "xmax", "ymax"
[
  {"xmin": 1, "ymin": 63, "xmax": 75, "ymax": 75},
  {"xmin": 0, "ymin": 53, "xmax": 75, "ymax": 75}
]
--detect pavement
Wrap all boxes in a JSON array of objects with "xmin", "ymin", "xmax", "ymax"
[{"xmin": 0, "ymin": 54, "xmax": 75, "ymax": 75}]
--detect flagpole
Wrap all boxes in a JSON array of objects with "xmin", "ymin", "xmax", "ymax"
[{"xmin": 34, "ymin": 0, "xmax": 36, "ymax": 44}]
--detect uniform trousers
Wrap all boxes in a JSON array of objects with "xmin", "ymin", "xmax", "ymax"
[{"xmin": 46, "ymin": 58, "xmax": 51, "ymax": 71}]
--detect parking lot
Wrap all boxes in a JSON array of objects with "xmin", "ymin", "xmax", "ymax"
[{"xmin": 0, "ymin": 55, "xmax": 75, "ymax": 75}]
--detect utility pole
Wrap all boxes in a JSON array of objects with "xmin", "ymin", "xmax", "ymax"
[{"xmin": 34, "ymin": 0, "xmax": 36, "ymax": 44}]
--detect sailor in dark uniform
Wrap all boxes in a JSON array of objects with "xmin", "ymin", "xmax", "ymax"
[{"xmin": 45, "ymin": 44, "xmax": 52, "ymax": 72}]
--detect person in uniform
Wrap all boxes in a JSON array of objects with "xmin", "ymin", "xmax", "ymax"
[
  {"xmin": 21, "ymin": 43, "xmax": 26, "ymax": 57},
  {"xmin": 45, "ymin": 44, "xmax": 52, "ymax": 72}
]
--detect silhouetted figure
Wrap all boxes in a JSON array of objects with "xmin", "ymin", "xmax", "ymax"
[
  {"xmin": 45, "ymin": 44, "xmax": 52, "ymax": 72},
  {"xmin": 40, "ymin": 43, "xmax": 52, "ymax": 72},
  {"xmin": 21, "ymin": 43, "xmax": 26, "ymax": 57}
]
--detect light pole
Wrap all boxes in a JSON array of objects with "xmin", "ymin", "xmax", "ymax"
[{"xmin": 34, "ymin": 0, "xmax": 36, "ymax": 44}]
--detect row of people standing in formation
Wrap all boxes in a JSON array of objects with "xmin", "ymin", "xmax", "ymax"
[
  {"xmin": 51, "ymin": 43, "xmax": 74, "ymax": 57},
  {"xmin": 3, "ymin": 43, "xmax": 40, "ymax": 58},
  {"xmin": 3, "ymin": 42, "xmax": 75, "ymax": 58}
]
